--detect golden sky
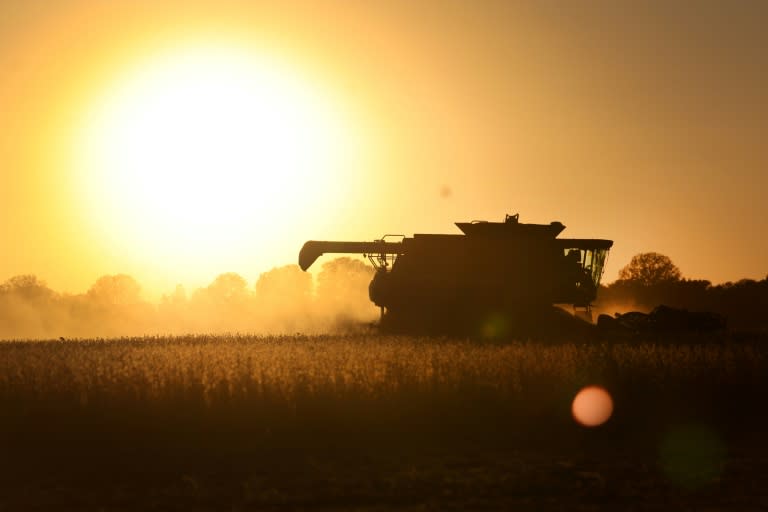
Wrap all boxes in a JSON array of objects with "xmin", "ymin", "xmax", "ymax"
[{"xmin": 1, "ymin": 0, "xmax": 766, "ymax": 297}]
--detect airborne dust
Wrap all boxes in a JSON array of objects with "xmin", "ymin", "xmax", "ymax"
[{"xmin": 0, "ymin": 257, "xmax": 378, "ymax": 339}]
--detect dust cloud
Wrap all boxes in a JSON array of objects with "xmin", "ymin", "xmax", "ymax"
[
  {"xmin": 590, "ymin": 300, "xmax": 651, "ymax": 320},
  {"xmin": 0, "ymin": 257, "xmax": 378, "ymax": 340}
]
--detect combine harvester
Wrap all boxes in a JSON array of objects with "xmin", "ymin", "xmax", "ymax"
[{"xmin": 299, "ymin": 214, "xmax": 613, "ymax": 338}]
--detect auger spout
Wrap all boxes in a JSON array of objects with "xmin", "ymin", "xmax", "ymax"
[{"xmin": 299, "ymin": 240, "xmax": 404, "ymax": 270}]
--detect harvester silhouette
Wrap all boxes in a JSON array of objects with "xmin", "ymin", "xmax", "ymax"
[{"xmin": 299, "ymin": 214, "xmax": 613, "ymax": 336}]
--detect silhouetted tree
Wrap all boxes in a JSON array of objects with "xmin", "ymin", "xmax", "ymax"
[
  {"xmin": 254, "ymin": 265, "xmax": 314, "ymax": 330},
  {"xmin": 316, "ymin": 258, "xmax": 373, "ymax": 303},
  {"xmin": 188, "ymin": 273, "xmax": 254, "ymax": 331},
  {"xmin": 316, "ymin": 257, "xmax": 377, "ymax": 324},
  {"xmin": 87, "ymin": 274, "xmax": 143, "ymax": 306},
  {"xmin": 201, "ymin": 273, "xmax": 250, "ymax": 307},
  {"xmin": 618, "ymin": 252, "xmax": 682, "ymax": 285},
  {"xmin": 83, "ymin": 274, "xmax": 156, "ymax": 335},
  {"xmin": 0, "ymin": 275, "xmax": 61, "ymax": 338},
  {"xmin": 0, "ymin": 275, "xmax": 56, "ymax": 302},
  {"xmin": 255, "ymin": 265, "xmax": 312, "ymax": 306}
]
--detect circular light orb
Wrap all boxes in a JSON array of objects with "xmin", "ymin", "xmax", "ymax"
[{"xmin": 572, "ymin": 386, "xmax": 614, "ymax": 427}]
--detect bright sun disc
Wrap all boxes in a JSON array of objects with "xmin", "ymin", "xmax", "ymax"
[{"xmin": 74, "ymin": 44, "xmax": 353, "ymax": 278}]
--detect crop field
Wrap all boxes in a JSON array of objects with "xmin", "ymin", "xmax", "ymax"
[{"xmin": 2, "ymin": 333, "xmax": 768, "ymax": 510}]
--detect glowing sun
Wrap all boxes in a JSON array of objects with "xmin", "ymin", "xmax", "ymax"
[{"xmin": 74, "ymin": 43, "xmax": 353, "ymax": 277}]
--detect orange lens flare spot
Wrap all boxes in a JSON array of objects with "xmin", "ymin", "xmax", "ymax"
[{"xmin": 572, "ymin": 386, "xmax": 613, "ymax": 427}]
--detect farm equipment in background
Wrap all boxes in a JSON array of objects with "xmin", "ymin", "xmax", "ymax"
[
  {"xmin": 597, "ymin": 305, "xmax": 727, "ymax": 337},
  {"xmin": 299, "ymin": 214, "xmax": 613, "ymax": 336}
]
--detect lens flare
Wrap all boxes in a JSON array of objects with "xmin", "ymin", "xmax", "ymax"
[
  {"xmin": 480, "ymin": 312, "xmax": 509, "ymax": 339},
  {"xmin": 659, "ymin": 424, "xmax": 725, "ymax": 489},
  {"xmin": 572, "ymin": 385, "xmax": 613, "ymax": 427}
]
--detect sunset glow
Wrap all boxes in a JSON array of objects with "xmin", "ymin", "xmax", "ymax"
[
  {"xmin": 72, "ymin": 44, "xmax": 352, "ymax": 279},
  {"xmin": 1, "ymin": 4, "xmax": 767, "ymax": 508},
  {"xmin": 0, "ymin": 0, "xmax": 766, "ymax": 296}
]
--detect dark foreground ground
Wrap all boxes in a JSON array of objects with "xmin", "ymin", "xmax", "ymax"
[
  {"xmin": 5, "ymin": 431, "xmax": 768, "ymax": 511},
  {"xmin": 1, "ymin": 333, "xmax": 767, "ymax": 510}
]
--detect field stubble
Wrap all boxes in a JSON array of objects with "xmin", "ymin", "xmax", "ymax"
[{"xmin": 1, "ymin": 333, "xmax": 767, "ymax": 510}]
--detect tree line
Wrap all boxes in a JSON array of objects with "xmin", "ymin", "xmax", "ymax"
[
  {"xmin": 1, "ymin": 252, "xmax": 766, "ymax": 338},
  {"xmin": 0, "ymin": 258, "xmax": 376, "ymax": 339},
  {"xmin": 596, "ymin": 252, "xmax": 768, "ymax": 330}
]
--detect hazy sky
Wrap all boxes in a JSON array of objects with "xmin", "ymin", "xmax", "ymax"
[{"xmin": 1, "ymin": 0, "xmax": 766, "ymax": 297}]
